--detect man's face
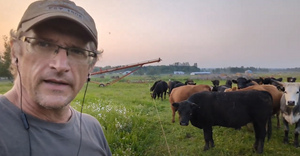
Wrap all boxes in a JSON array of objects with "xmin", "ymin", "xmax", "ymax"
[{"xmin": 17, "ymin": 20, "xmax": 94, "ymax": 109}]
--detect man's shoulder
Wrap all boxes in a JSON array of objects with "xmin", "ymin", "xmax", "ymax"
[{"xmin": 0, "ymin": 95, "xmax": 11, "ymax": 106}]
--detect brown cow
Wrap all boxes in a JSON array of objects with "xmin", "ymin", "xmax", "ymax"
[
  {"xmin": 226, "ymin": 85, "xmax": 283, "ymax": 127},
  {"xmin": 169, "ymin": 84, "xmax": 211, "ymax": 123}
]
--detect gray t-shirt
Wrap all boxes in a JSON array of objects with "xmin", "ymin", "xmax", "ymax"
[{"xmin": 0, "ymin": 95, "xmax": 112, "ymax": 156}]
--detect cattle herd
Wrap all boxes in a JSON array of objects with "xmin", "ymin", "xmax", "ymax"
[{"xmin": 149, "ymin": 76, "xmax": 300, "ymax": 154}]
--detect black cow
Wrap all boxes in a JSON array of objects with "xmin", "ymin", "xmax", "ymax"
[
  {"xmin": 251, "ymin": 77, "xmax": 264, "ymax": 85},
  {"xmin": 287, "ymin": 77, "xmax": 297, "ymax": 82},
  {"xmin": 172, "ymin": 90, "xmax": 273, "ymax": 154},
  {"xmin": 168, "ymin": 80, "xmax": 184, "ymax": 94},
  {"xmin": 232, "ymin": 77, "xmax": 258, "ymax": 89},
  {"xmin": 211, "ymin": 80, "xmax": 220, "ymax": 92},
  {"xmin": 150, "ymin": 80, "xmax": 161, "ymax": 92},
  {"xmin": 185, "ymin": 79, "xmax": 196, "ymax": 85},
  {"xmin": 217, "ymin": 80, "xmax": 233, "ymax": 92},
  {"xmin": 262, "ymin": 77, "xmax": 283, "ymax": 85},
  {"xmin": 263, "ymin": 77, "xmax": 283, "ymax": 91},
  {"xmin": 272, "ymin": 81, "xmax": 300, "ymax": 147},
  {"xmin": 151, "ymin": 80, "xmax": 168, "ymax": 100}
]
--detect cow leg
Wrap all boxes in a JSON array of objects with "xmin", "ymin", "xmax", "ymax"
[
  {"xmin": 171, "ymin": 107, "xmax": 176, "ymax": 123},
  {"xmin": 203, "ymin": 127, "xmax": 214, "ymax": 151},
  {"xmin": 252, "ymin": 121, "xmax": 266, "ymax": 154},
  {"xmin": 283, "ymin": 118, "xmax": 290, "ymax": 144},
  {"xmin": 276, "ymin": 111, "xmax": 280, "ymax": 128},
  {"xmin": 294, "ymin": 121, "xmax": 300, "ymax": 148}
]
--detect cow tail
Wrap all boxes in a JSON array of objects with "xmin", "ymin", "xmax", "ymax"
[{"xmin": 267, "ymin": 116, "xmax": 272, "ymax": 141}]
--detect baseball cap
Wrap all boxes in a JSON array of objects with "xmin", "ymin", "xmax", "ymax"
[{"xmin": 17, "ymin": 0, "xmax": 98, "ymax": 47}]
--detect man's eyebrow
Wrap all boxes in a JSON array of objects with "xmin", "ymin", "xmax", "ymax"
[
  {"xmin": 34, "ymin": 36, "xmax": 57, "ymax": 43},
  {"xmin": 66, "ymin": 43, "xmax": 87, "ymax": 49},
  {"xmin": 33, "ymin": 36, "xmax": 86, "ymax": 49}
]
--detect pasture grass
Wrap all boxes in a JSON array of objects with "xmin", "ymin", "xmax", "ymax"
[{"xmin": 1, "ymin": 75, "xmax": 300, "ymax": 156}]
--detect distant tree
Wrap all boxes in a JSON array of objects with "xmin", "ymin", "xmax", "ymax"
[
  {"xmin": 146, "ymin": 68, "xmax": 158, "ymax": 75},
  {"xmin": 134, "ymin": 69, "xmax": 144, "ymax": 75},
  {"xmin": 0, "ymin": 35, "xmax": 13, "ymax": 80}
]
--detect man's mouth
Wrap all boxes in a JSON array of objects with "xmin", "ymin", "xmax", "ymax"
[{"xmin": 44, "ymin": 80, "xmax": 69, "ymax": 85}]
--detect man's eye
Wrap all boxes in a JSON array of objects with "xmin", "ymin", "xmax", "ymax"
[{"xmin": 69, "ymin": 48, "xmax": 86, "ymax": 55}]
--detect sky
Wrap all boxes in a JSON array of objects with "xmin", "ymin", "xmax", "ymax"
[{"xmin": 0, "ymin": 0, "xmax": 300, "ymax": 68}]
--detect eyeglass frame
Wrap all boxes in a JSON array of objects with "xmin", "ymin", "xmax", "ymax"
[{"xmin": 19, "ymin": 36, "xmax": 98, "ymax": 65}]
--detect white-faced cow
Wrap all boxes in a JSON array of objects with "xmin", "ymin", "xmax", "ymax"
[
  {"xmin": 172, "ymin": 90, "xmax": 273, "ymax": 154},
  {"xmin": 232, "ymin": 77, "xmax": 258, "ymax": 89},
  {"xmin": 272, "ymin": 81, "xmax": 300, "ymax": 147}
]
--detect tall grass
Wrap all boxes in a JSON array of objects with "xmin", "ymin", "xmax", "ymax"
[{"xmin": 1, "ymin": 75, "xmax": 300, "ymax": 156}]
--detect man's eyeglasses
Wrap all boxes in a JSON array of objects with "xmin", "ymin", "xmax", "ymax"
[{"xmin": 19, "ymin": 36, "xmax": 97, "ymax": 65}]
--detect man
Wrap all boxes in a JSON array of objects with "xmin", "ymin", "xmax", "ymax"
[{"xmin": 0, "ymin": 0, "xmax": 112, "ymax": 156}]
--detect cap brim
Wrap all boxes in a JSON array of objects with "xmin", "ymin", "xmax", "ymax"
[{"xmin": 19, "ymin": 12, "xmax": 97, "ymax": 45}]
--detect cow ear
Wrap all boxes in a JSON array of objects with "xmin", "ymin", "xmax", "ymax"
[
  {"xmin": 172, "ymin": 103, "xmax": 179, "ymax": 108},
  {"xmin": 232, "ymin": 80, "xmax": 237, "ymax": 84},
  {"xmin": 278, "ymin": 86, "xmax": 285, "ymax": 92}
]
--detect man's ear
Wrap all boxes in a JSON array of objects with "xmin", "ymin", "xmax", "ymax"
[
  {"xmin": 88, "ymin": 66, "xmax": 95, "ymax": 73},
  {"xmin": 10, "ymin": 40, "xmax": 21, "ymax": 66}
]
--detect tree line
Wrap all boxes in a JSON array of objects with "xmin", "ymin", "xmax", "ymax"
[
  {"xmin": 0, "ymin": 36, "xmax": 13, "ymax": 80},
  {"xmin": 92, "ymin": 65, "xmax": 273, "ymax": 76},
  {"xmin": 1, "ymin": 36, "xmax": 300, "ymax": 78}
]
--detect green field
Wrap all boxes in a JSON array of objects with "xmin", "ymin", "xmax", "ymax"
[{"xmin": 0, "ymin": 75, "xmax": 299, "ymax": 156}]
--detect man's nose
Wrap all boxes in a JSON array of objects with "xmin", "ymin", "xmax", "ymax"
[{"xmin": 49, "ymin": 48, "xmax": 70, "ymax": 72}]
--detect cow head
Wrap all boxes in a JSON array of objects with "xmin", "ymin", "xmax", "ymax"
[
  {"xmin": 211, "ymin": 80, "xmax": 220, "ymax": 92},
  {"xmin": 272, "ymin": 80, "xmax": 300, "ymax": 107},
  {"xmin": 172, "ymin": 101, "xmax": 199, "ymax": 126},
  {"xmin": 150, "ymin": 92, "xmax": 156, "ymax": 99},
  {"xmin": 232, "ymin": 77, "xmax": 252, "ymax": 89},
  {"xmin": 211, "ymin": 80, "xmax": 220, "ymax": 87},
  {"xmin": 287, "ymin": 77, "xmax": 297, "ymax": 82},
  {"xmin": 225, "ymin": 80, "xmax": 232, "ymax": 88}
]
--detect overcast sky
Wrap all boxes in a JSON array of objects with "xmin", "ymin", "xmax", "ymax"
[{"xmin": 0, "ymin": 0, "xmax": 299, "ymax": 68}]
